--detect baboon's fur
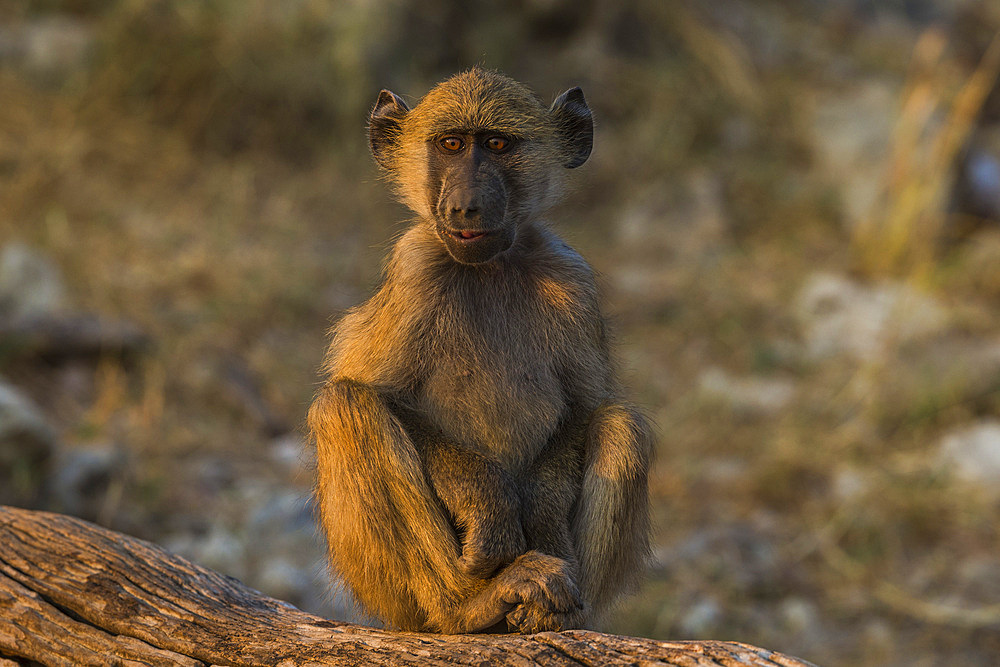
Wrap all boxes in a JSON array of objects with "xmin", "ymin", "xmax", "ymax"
[{"xmin": 308, "ymin": 68, "xmax": 652, "ymax": 634}]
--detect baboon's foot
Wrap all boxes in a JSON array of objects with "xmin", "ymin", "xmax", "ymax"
[
  {"xmin": 497, "ymin": 551, "xmax": 584, "ymax": 632},
  {"xmin": 506, "ymin": 599, "xmax": 587, "ymax": 633}
]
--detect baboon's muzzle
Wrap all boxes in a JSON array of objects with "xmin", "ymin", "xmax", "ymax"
[{"xmin": 435, "ymin": 178, "xmax": 513, "ymax": 265}]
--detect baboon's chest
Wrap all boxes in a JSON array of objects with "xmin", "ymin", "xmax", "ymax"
[{"xmin": 419, "ymin": 305, "xmax": 566, "ymax": 468}]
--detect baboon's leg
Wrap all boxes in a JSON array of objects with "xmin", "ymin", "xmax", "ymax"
[
  {"xmin": 510, "ymin": 419, "xmax": 587, "ymax": 632},
  {"xmin": 418, "ymin": 439, "xmax": 526, "ymax": 578},
  {"xmin": 571, "ymin": 402, "xmax": 653, "ymax": 618},
  {"xmin": 309, "ymin": 379, "xmax": 578, "ymax": 633},
  {"xmin": 520, "ymin": 417, "xmax": 586, "ymax": 560}
]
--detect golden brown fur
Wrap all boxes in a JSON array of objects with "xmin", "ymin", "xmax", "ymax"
[{"xmin": 308, "ymin": 68, "xmax": 652, "ymax": 634}]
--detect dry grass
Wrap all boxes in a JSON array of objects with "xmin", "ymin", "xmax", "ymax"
[{"xmin": 852, "ymin": 28, "xmax": 1000, "ymax": 279}]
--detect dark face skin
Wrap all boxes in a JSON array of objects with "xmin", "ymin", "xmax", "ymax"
[{"xmin": 427, "ymin": 132, "xmax": 520, "ymax": 265}]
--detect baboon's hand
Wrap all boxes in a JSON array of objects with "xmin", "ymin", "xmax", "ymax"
[
  {"xmin": 496, "ymin": 551, "xmax": 584, "ymax": 633},
  {"xmin": 458, "ymin": 514, "xmax": 527, "ymax": 578}
]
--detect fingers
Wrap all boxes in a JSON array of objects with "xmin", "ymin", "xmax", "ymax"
[{"xmin": 495, "ymin": 551, "xmax": 586, "ymax": 633}]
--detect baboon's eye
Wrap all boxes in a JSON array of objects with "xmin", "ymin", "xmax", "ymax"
[
  {"xmin": 485, "ymin": 136, "xmax": 510, "ymax": 152},
  {"xmin": 439, "ymin": 136, "xmax": 464, "ymax": 153}
]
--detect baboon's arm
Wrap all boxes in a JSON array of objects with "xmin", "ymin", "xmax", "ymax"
[
  {"xmin": 419, "ymin": 439, "xmax": 527, "ymax": 578},
  {"xmin": 519, "ymin": 412, "xmax": 587, "ymax": 564},
  {"xmin": 571, "ymin": 401, "xmax": 654, "ymax": 617}
]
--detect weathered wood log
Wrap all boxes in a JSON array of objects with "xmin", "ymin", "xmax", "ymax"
[
  {"xmin": 0, "ymin": 314, "xmax": 148, "ymax": 364},
  {"xmin": 0, "ymin": 506, "xmax": 818, "ymax": 666}
]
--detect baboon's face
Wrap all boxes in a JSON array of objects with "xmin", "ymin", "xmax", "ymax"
[
  {"xmin": 368, "ymin": 70, "xmax": 593, "ymax": 265},
  {"xmin": 426, "ymin": 131, "xmax": 518, "ymax": 264}
]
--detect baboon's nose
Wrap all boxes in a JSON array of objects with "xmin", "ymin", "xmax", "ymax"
[
  {"xmin": 443, "ymin": 186, "xmax": 481, "ymax": 220},
  {"xmin": 449, "ymin": 200, "xmax": 479, "ymax": 220},
  {"xmin": 452, "ymin": 207, "xmax": 479, "ymax": 222}
]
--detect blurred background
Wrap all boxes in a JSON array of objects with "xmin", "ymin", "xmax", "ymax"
[{"xmin": 1, "ymin": 0, "xmax": 1000, "ymax": 664}]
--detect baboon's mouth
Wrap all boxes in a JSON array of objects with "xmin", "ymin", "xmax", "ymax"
[{"xmin": 449, "ymin": 229, "xmax": 489, "ymax": 242}]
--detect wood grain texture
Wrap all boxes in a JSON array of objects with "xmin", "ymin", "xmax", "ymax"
[{"xmin": 0, "ymin": 506, "xmax": 819, "ymax": 666}]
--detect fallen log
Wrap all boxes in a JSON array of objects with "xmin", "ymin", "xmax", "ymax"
[
  {"xmin": 0, "ymin": 506, "xmax": 818, "ymax": 666},
  {"xmin": 0, "ymin": 314, "xmax": 148, "ymax": 364}
]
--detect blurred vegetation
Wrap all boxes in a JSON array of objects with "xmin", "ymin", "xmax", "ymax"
[
  {"xmin": 3, "ymin": 0, "xmax": 1000, "ymax": 665},
  {"xmin": 852, "ymin": 29, "xmax": 1000, "ymax": 278}
]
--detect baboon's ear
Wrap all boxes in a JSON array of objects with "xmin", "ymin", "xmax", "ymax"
[
  {"xmin": 549, "ymin": 87, "xmax": 593, "ymax": 169},
  {"xmin": 369, "ymin": 89, "xmax": 410, "ymax": 169}
]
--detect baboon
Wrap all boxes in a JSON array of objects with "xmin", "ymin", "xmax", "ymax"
[{"xmin": 308, "ymin": 68, "xmax": 652, "ymax": 634}]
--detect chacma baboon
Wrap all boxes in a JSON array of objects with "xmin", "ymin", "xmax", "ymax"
[{"xmin": 308, "ymin": 68, "xmax": 652, "ymax": 634}]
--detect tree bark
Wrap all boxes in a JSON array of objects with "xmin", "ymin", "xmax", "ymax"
[{"xmin": 0, "ymin": 506, "xmax": 818, "ymax": 666}]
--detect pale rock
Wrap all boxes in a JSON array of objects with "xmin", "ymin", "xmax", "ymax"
[
  {"xmin": 678, "ymin": 596, "xmax": 722, "ymax": 637},
  {"xmin": 616, "ymin": 170, "xmax": 728, "ymax": 258},
  {"xmin": 247, "ymin": 488, "xmax": 314, "ymax": 534},
  {"xmin": 48, "ymin": 443, "xmax": 127, "ymax": 520},
  {"xmin": 779, "ymin": 596, "xmax": 820, "ymax": 636},
  {"xmin": 796, "ymin": 272, "xmax": 948, "ymax": 361},
  {"xmin": 702, "ymin": 458, "xmax": 749, "ymax": 484},
  {"xmin": 246, "ymin": 487, "xmax": 331, "ymax": 616},
  {"xmin": 698, "ymin": 366, "xmax": 796, "ymax": 415},
  {"xmin": 167, "ymin": 524, "xmax": 248, "ymax": 581},
  {"xmin": 0, "ymin": 379, "xmax": 57, "ymax": 504},
  {"xmin": 862, "ymin": 618, "xmax": 894, "ymax": 655},
  {"xmin": 808, "ymin": 79, "xmax": 897, "ymax": 230},
  {"xmin": 0, "ymin": 243, "xmax": 68, "ymax": 320},
  {"xmin": 0, "ymin": 380, "xmax": 55, "ymax": 449},
  {"xmin": 269, "ymin": 433, "xmax": 314, "ymax": 475},
  {"xmin": 938, "ymin": 421, "xmax": 1000, "ymax": 494},
  {"xmin": 0, "ymin": 17, "xmax": 94, "ymax": 77},
  {"xmin": 257, "ymin": 556, "xmax": 312, "ymax": 601},
  {"xmin": 832, "ymin": 467, "xmax": 872, "ymax": 502}
]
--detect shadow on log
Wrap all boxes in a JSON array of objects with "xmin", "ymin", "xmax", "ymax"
[{"xmin": 0, "ymin": 506, "xmax": 818, "ymax": 666}]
